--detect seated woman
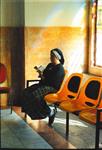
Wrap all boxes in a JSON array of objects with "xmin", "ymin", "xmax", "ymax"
[{"xmin": 21, "ymin": 48, "xmax": 65, "ymax": 126}]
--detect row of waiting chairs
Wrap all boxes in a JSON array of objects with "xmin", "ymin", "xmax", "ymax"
[{"xmin": 44, "ymin": 72, "xmax": 102, "ymax": 149}]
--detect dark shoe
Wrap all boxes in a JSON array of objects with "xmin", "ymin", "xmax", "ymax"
[{"xmin": 48, "ymin": 109, "xmax": 57, "ymax": 126}]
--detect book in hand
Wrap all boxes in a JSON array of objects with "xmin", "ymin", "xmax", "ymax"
[{"xmin": 34, "ymin": 65, "xmax": 45, "ymax": 73}]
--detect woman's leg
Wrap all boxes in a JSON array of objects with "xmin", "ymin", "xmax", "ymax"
[
  {"xmin": 30, "ymin": 86, "xmax": 57, "ymax": 119},
  {"xmin": 21, "ymin": 85, "xmax": 57, "ymax": 120},
  {"xmin": 21, "ymin": 84, "xmax": 40, "ymax": 112}
]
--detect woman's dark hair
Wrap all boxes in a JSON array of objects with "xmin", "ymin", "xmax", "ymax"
[{"xmin": 51, "ymin": 48, "xmax": 64, "ymax": 65}]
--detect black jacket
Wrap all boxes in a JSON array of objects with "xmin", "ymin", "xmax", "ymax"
[{"xmin": 39, "ymin": 63, "xmax": 65, "ymax": 90}]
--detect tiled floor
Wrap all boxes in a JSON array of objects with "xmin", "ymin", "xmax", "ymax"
[
  {"xmin": 25, "ymin": 107, "xmax": 102, "ymax": 149},
  {"xmin": 1, "ymin": 107, "xmax": 102, "ymax": 149},
  {"xmin": 13, "ymin": 106, "xmax": 75, "ymax": 149},
  {"xmin": 52, "ymin": 109, "xmax": 102, "ymax": 149},
  {"xmin": 1, "ymin": 109, "xmax": 52, "ymax": 149}
]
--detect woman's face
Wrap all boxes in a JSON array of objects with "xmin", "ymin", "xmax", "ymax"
[
  {"xmin": 50, "ymin": 53, "xmax": 60, "ymax": 64},
  {"xmin": 50, "ymin": 53, "xmax": 56, "ymax": 64}
]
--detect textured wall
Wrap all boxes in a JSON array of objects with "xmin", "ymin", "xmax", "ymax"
[
  {"xmin": 24, "ymin": 0, "xmax": 88, "ymax": 80},
  {"xmin": 24, "ymin": 0, "xmax": 85, "ymax": 27},
  {"xmin": 25, "ymin": 26, "xmax": 86, "ymax": 81}
]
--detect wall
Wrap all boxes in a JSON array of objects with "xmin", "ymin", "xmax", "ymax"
[
  {"xmin": 25, "ymin": 0, "xmax": 85, "ymax": 27},
  {"xmin": 0, "ymin": 0, "xmax": 25, "ymax": 106},
  {"xmin": 24, "ymin": 0, "xmax": 88, "ymax": 81}
]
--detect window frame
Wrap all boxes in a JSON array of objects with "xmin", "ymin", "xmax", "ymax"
[{"xmin": 88, "ymin": 0, "xmax": 102, "ymax": 76}]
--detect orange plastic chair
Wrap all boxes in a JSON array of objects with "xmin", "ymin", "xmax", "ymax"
[
  {"xmin": 44, "ymin": 73, "xmax": 83, "ymax": 104},
  {"xmin": 59, "ymin": 77, "xmax": 102, "ymax": 112},
  {"xmin": 0, "ymin": 63, "xmax": 11, "ymax": 112},
  {"xmin": 79, "ymin": 97, "xmax": 102, "ymax": 149},
  {"xmin": 59, "ymin": 77, "xmax": 102, "ymax": 137},
  {"xmin": 79, "ymin": 97, "xmax": 102, "ymax": 124}
]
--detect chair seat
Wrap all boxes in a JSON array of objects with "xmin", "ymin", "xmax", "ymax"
[
  {"xmin": 79, "ymin": 108, "xmax": 102, "ymax": 125},
  {"xmin": 0, "ymin": 87, "xmax": 10, "ymax": 93},
  {"xmin": 45, "ymin": 93, "xmax": 59, "ymax": 103},
  {"xmin": 44, "ymin": 93, "xmax": 75, "ymax": 104},
  {"xmin": 59, "ymin": 100, "xmax": 94, "ymax": 112}
]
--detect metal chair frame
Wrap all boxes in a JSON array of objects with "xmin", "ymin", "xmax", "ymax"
[{"xmin": 95, "ymin": 108, "xmax": 102, "ymax": 149}]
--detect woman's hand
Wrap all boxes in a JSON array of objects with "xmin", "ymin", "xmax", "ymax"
[{"xmin": 38, "ymin": 71, "xmax": 45, "ymax": 80}]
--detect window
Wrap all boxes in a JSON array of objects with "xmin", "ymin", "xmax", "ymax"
[
  {"xmin": 89, "ymin": 0, "xmax": 102, "ymax": 76},
  {"xmin": 95, "ymin": 0, "xmax": 102, "ymax": 67}
]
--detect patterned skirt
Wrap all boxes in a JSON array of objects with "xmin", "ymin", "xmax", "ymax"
[{"xmin": 21, "ymin": 84, "xmax": 57, "ymax": 119}]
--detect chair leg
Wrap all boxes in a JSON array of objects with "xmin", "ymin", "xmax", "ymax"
[
  {"xmin": 95, "ymin": 109, "xmax": 100, "ymax": 149},
  {"xmin": 10, "ymin": 98, "xmax": 13, "ymax": 114},
  {"xmin": 66, "ymin": 112, "xmax": 69, "ymax": 139},
  {"xmin": 8, "ymin": 94, "xmax": 13, "ymax": 114},
  {"xmin": 54, "ymin": 104, "xmax": 57, "ymax": 112},
  {"xmin": 11, "ymin": 106, "xmax": 13, "ymax": 114}
]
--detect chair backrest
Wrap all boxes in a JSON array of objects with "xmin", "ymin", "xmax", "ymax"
[
  {"xmin": 78, "ymin": 77, "xmax": 102, "ymax": 108},
  {"xmin": 57, "ymin": 73, "xmax": 83, "ymax": 100},
  {"xmin": 0, "ymin": 63, "xmax": 7, "ymax": 83}
]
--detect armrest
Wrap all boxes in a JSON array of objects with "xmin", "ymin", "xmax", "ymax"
[{"xmin": 26, "ymin": 79, "xmax": 40, "ymax": 88}]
